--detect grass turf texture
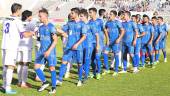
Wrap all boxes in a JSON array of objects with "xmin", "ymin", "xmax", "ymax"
[{"xmin": 0, "ymin": 24, "xmax": 170, "ymax": 96}]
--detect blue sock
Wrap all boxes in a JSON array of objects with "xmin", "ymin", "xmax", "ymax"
[
  {"xmin": 84, "ymin": 59, "xmax": 90, "ymax": 78},
  {"xmin": 163, "ymin": 51, "xmax": 167, "ymax": 59},
  {"xmin": 123, "ymin": 57, "xmax": 127, "ymax": 71},
  {"xmin": 132, "ymin": 55, "xmax": 137, "ymax": 67},
  {"xmin": 114, "ymin": 55, "xmax": 119, "ymax": 72},
  {"xmin": 155, "ymin": 53, "xmax": 159, "ymax": 61},
  {"xmin": 35, "ymin": 68, "xmax": 46, "ymax": 82},
  {"xmin": 51, "ymin": 70, "xmax": 56, "ymax": 87},
  {"xmin": 141, "ymin": 54, "xmax": 145, "ymax": 66},
  {"xmin": 78, "ymin": 65, "xmax": 83, "ymax": 81},
  {"xmin": 103, "ymin": 53, "xmax": 109, "ymax": 71},
  {"xmin": 58, "ymin": 64, "xmax": 67, "ymax": 81},
  {"xmin": 135, "ymin": 54, "xmax": 140, "ymax": 67},
  {"xmin": 150, "ymin": 54, "xmax": 154, "ymax": 64},
  {"xmin": 96, "ymin": 55, "xmax": 101, "ymax": 74}
]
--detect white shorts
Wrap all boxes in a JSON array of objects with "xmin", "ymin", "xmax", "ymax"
[
  {"xmin": 17, "ymin": 50, "xmax": 32, "ymax": 62},
  {"xmin": 2, "ymin": 49, "xmax": 18, "ymax": 66}
]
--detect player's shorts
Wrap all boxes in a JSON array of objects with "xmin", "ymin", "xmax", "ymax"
[
  {"xmin": 62, "ymin": 49, "xmax": 83, "ymax": 64},
  {"xmin": 134, "ymin": 39, "xmax": 141, "ymax": 55},
  {"xmin": 141, "ymin": 43, "xmax": 153, "ymax": 53},
  {"xmin": 122, "ymin": 42, "xmax": 134, "ymax": 54},
  {"xmin": 159, "ymin": 38, "xmax": 166, "ymax": 49},
  {"xmin": 17, "ymin": 50, "xmax": 32, "ymax": 62},
  {"xmin": 35, "ymin": 50, "xmax": 57, "ymax": 67},
  {"xmin": 104, "ymin": 43, "xmax": 120, "ymax": 54},
  {"xmin": 153, "ymin": 40, "xmax": 160, "ymax": 51},
  {"xmin": 2, "ymin": 49, "xmax": 18, "ymax": 66},
  {"xmin": 83, "ymin": 47, "xmax": 93, "ymax": 63}
]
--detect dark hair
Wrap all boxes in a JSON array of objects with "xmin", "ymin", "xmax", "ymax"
[
  {"xmin": 158, "ymin": 16, "xmax": 163, "ymax": 21},
  {"xmin": 71, "ymin": 7, "xmax": 80, "ymax": 15},
  {"xmin": 124, "ymin": 11, "xmax": 131, "ymax": 17},
  {"xmin": 110, "ymin": 10, "xmax": 117, "ymax": 16},
  {"xmin": 143, "ymin": 14, "xmax": 150, "ymax": 20},
  {"xmin": 99, "ymin": 9, "xmax": 106, "ymax": 16},
  {"xmin": 11, "ymin": 3, "xmax": 22, "ymax": 13},
  {"xmin": 89, "ymin": 7, "xmax": 97, "ymax": 13},
  {"xmin": 39, "ymin": 8, "xmax": 48, "ymax": 16},
  {"xmin": 80, "ymin": 9, "xmax": 88, "ymax": 18},
  {"xmin": 132, "ymin": 15, "xmax": 137, "ymax": 18},
  {"xmin": 118, "ymin": 10, "xmax": 124, "ymax": 16},
  {"xmin": 21, "ymin": 10, "xmax": 32, "ymax": 21},
  {"xmin": 151, "ymin": 16, "xmax": 157, "ymax": 20}
]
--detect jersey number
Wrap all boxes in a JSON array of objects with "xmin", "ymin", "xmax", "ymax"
[{"xmin": 4, "ymin": 23, "xmax": 10, "ymax": 33}]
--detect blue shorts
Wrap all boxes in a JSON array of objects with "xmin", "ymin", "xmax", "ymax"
[
  {"xmin": 141, "ymin": 43, "xmax": 153, "ymax": 53},
  {"xmin": 35, "ymin": 50, "xmax": 57, "ymax": 67},
  {"xmin": 122, "ymin": 42, "xmax": 134, "ymax": 54},
  {"xmin": 104, "ymin": 43, "xmax": 120, "ymax": 54},
  {"xmin": 83, "ymin": 47, "xmax": 93, "ymax": 61},
  {"xmin": 153, "ymin": 40, "xmax": 160, "ymax": 51},
  {"xmin": 62, "ymin": 49, "xmax": 83, "ymax": 64},
  {"xmin": 134, "ymin": 39, "xmax": 141, "ymax": 55},
  {"xmin": 159, "ymin": 38, "xmax": 166, "ymax": 49}
]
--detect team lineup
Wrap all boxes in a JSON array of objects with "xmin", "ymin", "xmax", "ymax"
[{"xmin": 1, "ymin": 2, "xmax": 168, "ymax": 94}]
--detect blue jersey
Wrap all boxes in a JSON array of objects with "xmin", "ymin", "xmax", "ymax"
[
  {"xmin": 122, "ymin": 20, "xmax": 137, "ymax": 43},
  {"xmin": 39, "ymin": 23, "xmax": 56, "ymax": 52},
  {"xmin": 137, "ymin": 23, "xmax": 144, "ymax": 40},
  {"xmin": 89, "ymin": 18, "xmax": 104, "ymax": 46},
  {"xmin": 105, "ymin": 19, "xmax": 123, "ymax": 44},
  {"xmin": 153, "ymin": 24, "xmax": 159, "ymax": 41},
  {"xmin": 62, "ymin": 20, "xmax": 86, "ymax": 50},
  {"xmin": 158, "ymin": 23, "xmax": 168, "ymax": 40},
  {"xmin": 142, "ymin": 23, "xmax": 154, "ymax": 44},
  {"xmin": 82, "ymin": 22, "xmax": 94, "ymax": 48}
]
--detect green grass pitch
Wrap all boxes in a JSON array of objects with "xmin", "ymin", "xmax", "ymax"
[{"xmin": 0, "ymin": 24, "xmax": 170, "ymax": 96}]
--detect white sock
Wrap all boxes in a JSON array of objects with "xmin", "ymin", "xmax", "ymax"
[
  {"xmin": 6, "ymin": 68, "xmax": 14, "ymax": 90},
  {"xmin": 22, "ymin": 65, "xmax": 28, "ymax": 84},
  {"xmin": 127, "ymin": 54, "xmax": 130, "ymax": 67},
  {"xmin": 2, "ymin": 66, "xmax": 7, "ymax": 88},
  {"xmin": 134, "ymin": 67, "xmax": 137, "ymax": 71},
  {"xmin": 40, "ymin": 64, "xmax": 45, "ymax": 71},
  {"xmin": 66, "ymin": 63, "xmax": 71, "ymax": 72},
  {"xmin": 17, "ymin": 65, "xmax": 22, "ymax": 84}
]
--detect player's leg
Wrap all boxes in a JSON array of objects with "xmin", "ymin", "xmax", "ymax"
[
  {"xmin": 141, "ymin": 44, "xmax": 146, "ymax": 67},
  {"xmin": 16, "ymin": 51, "xmax": 23, "ymax": 86},
  {"xmin": 128, "ymin": 45, "xmax": 138, "ymax": 73},
  {"xmin": 95, "ymin": 48, "xmax": 102, "ymax": 80},
  {"xmin": 4, "ymin": 50, "xmax": 18, "ymax": 94},
  {"xmin": 57, "ymin": 50, "xmax": 71, "ymax": 84},
  {"xmin": 102, "ymin": 46, "xmax": 110, "ymax": 75},
  {"xmin": 161, "ymin": 39, "xmax": 167, "ymax": 62},
  {"xmin": 1, "ymin": 49, "xmax": 7, "ymax": 91},
  {"xmin": 112, "ymin": 44, "xmax": 120, "ymax": 76},
  {"xmin": 34, "ymin": 53, "xmax": 49, "ymax": 92},
  {"xmin": 48, "ymin": 54, "xmax": 57, "ymax": 94},
  {"xmin": 154, "ymin": 41, "xmax": 160, "ymax": 64},
  {"xmin": 119, "ymin": 44, "xmax": 127, "ymax": 73},
  {"xmin": 84, "ymin": 47, "xmax": 93, "ymax": 80},
  {"xmin": 148, "ymin": 44, "xmax": 154, "ymax": 67},
  {"xmin": 90, "ymin": 44, "xmax": 97, "ymax": 78},
  {"xmin": 134, "ymin": 40, "xmax": 141, "ymax": 72},
  {"xmin": 20, "ymin": 50, "xmax": 32, "ymax": 88}
]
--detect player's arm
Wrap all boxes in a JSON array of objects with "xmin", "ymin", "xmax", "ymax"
[
  {"xmin": 116, "ymin": 21, "xmax": 125, "ymax": 44},
  {"xmin": 72, "ymin": 34, "xmax": 86, "ymax": 50},
  {"xmin": 44, "ymin": 27, "xmax": 58, "ymax": 58},
  {"xmin": 148, "ymin": 26, "xmax": 154, "ymax": 45},
  {"xmin": 56, "ymin": 27, "xmax": 68, "ymax": 38},
  {"xmin": 72, "ymin": 24, "xmax": 87, "ymax": 50},
  {"xmin": 104, "ymin": 26, "xmax": 109, "ymax": 46},
  {"xmin": 138, "ymin": 25, "xmax": 146, "ymax": 37},
  {"xmin": 96, "ymin": 33, "xmax": 100, "ymax": 52},
  {"xmin": 133, "ymin": 22, "xmax": 138, "ymax": 46},
  {"xmin": 21, "ymin": 31, "xmax": 35, "ymax": 38}
]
